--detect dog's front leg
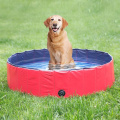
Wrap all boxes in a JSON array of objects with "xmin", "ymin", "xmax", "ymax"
[
  {"xmin": 60, "ymin": 54, "xmax": 66, "ymax": 65},
  {"xmin": 48, "ymin": 52, "xmax": 56, "ymax": 70},
  {"xmin": 60, "ymin": 54, "xmax": 68, "ymax": 69}
]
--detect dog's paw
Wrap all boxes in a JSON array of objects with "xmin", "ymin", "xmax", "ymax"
[
  {"xmin": 69, "ymin": 63, "xmax": 76, "ymax": 68},
  {"xmin": 48, "ymin": 64, "xmax": 56, "ymax": 70}
]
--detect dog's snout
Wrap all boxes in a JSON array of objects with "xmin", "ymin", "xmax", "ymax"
[{"xmin": 53, "ymin": 24, "xmax": 57, "ymax": 27}]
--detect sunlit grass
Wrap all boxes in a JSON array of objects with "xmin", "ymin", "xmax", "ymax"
[{"xmin": 0, "ymin": 0, "xmax": 120, "ymax": 119}]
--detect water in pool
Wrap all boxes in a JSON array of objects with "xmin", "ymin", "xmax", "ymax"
[{"xmin": 19, "ymin": 61, "xmax": 100, "ymax": 70}]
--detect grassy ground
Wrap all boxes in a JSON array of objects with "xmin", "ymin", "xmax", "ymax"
[{"xmin": 0, "ymin": 0, "xmax": 120, "ymax": 119}]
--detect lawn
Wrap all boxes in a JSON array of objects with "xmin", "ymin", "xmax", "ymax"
[{"xmin": 0, "ymin": 0, "xmax": 120, "ymax": 119}]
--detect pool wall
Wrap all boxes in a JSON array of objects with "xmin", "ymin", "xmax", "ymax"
[{"xmin": 7, "ymin": 58, "xmax": 115, "ymax": 97}]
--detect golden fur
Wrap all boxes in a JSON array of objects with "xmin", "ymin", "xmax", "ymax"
[{"xmin": 44, "ymin": 15, "xmax": 75, "ymax": 70}]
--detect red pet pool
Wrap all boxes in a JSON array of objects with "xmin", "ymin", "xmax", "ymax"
[{"xmin": 7, "ymin": 49, "xmax": 115, "ymax": 97}]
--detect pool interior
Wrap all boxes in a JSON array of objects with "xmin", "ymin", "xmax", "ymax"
[
  {"xmin": 7, "ymin": 49, "xmax": 112, "ymax": 70},
  {"xmin": 17, "ymin": 61, "xmax": 100, "ymax": 70}
]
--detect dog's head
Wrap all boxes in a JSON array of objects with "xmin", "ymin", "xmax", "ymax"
[{"xmin": 44, "ymin": 15, "xmax": 68, "ymax": 34}]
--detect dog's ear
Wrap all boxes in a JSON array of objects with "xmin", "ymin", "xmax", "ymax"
[
  {"xmin": 44, "ymin": 18, "xmax": 50, "ymax": 27},
  {"xmin": 62, "ymin": 18, "xmax": 68, "ymax": 29}
]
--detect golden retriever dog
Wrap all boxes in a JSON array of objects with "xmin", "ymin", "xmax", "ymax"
[{"xmin": 44, "ymin": 15, "xmax": 75, "ymax": 70}]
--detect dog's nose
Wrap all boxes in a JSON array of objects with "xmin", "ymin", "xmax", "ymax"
[{"xmin": 53, "ymin": 24, "xmax": 57, "ymax": 27}]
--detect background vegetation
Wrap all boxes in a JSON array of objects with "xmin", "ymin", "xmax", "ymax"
[{"xmin": 0, "ymin": 0, "xmax": 120, "ymax": 119}]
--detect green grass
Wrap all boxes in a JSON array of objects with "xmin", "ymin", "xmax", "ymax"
[{"xmin": 0, "ymin": 0, "xmax": 120, "ymax": 119}]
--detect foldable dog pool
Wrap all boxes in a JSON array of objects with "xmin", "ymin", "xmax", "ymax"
[{"xmin": 7, "ymin": 49, "xmax": 115, "ymax": 97}]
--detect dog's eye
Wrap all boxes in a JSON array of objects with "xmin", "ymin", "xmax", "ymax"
[
  {"xmin": 51, "ymin": 19, "xmax": 54, "ymax": 21},
  {"xmin": 58, "ymin": 19, "xmax": 61, "ymax": 21}
]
